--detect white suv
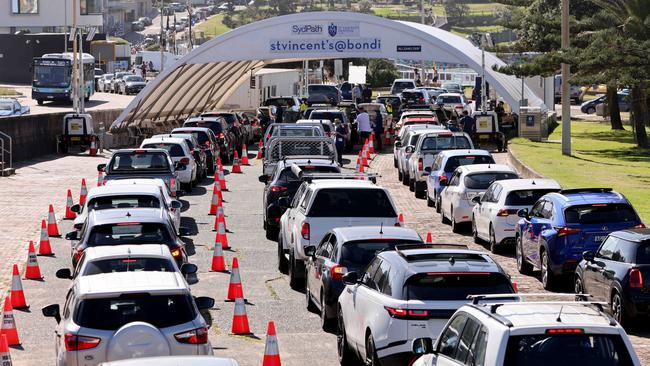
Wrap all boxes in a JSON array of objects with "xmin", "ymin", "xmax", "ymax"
[
  {"xmin": 141, "ymin": 137, "xmax": 197, "ymax": 190},
  {"xmin": 42, "ymin": 271, "xmax": 215, "ymax": 366},
  {"xmin": 336, "ymin": 244, "xmax": 516, "ymax": 366},
  {"xmin": 278, "ymin": 178, "xmax": 399, "ymax": 289},
  {"xmin": 412, "ymin": 297, "xmax": 642, "ymax": 366}
]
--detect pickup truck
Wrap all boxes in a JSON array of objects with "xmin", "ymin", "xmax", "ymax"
[
  {"xmin": 406, "ymin": 131, "xmax": 474, "ymax": 199},
  {"xmin": 98, "ymin": 149, "xmax": 182, "ymax": 197},
  {"xmin": 263, "ymin": 136, "xmax": 337, "ymax": 177}
]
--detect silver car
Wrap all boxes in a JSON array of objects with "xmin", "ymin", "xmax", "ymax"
[{"xmin": 42, "ymin": 271, "xmax": 215, "ymax": 366}]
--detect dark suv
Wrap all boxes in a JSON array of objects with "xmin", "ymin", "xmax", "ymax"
[
  {"xmin": 183, "ymin": 116, "xmax": 235, "ymax": 163},
  {"xmin": 200, "ymin": 111, "xmax": 245, "ymax": 156}
]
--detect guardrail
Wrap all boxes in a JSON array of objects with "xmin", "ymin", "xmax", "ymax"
[{"xmin": 0, "ymin": 130, "xmax": 14, "ymax": 176}]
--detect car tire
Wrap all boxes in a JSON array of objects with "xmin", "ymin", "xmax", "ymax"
[
  {"xmin": 337, "ymin": 310, "xmax": 355, "ymax": 366},
  {"xmin": 365, "ymin": 333, "xmax": 380, "ymax": 366},
  {"xmin": 277, "ymin": 237, "xmax": 288, "ymax": 273},
  {"xmin": 305, "ymin": 281, "xmax": 318, "ymax": 313},
  {"xmin": 612, "ymin": 291, "xmax": 629, "ymax": 327},
  {"xmin": 415, "ymin": 184, "xmax": 425, "ymax": 199},
  {"xmin": 516, "ymin": 236, "xmax": 533, "ymax": 274},
  {"xmin": 288, "ymin": 251, "xmax": 302, "ymax": 290},
  {"xmin": 397, "ymin": 170, "xmax": 403, "ymax": 182},
  {"xmin": 440, "ymin": 203, "xmax": 450, "ymax": 224},
  {"xmin": 321, "ymin": 293, "xmax": 334, "ymax": 332},
  {"xmin": 427, "ymin": 194, "xmax": 435, "ymax": 207},
  {"xmin": 37, "ymin": 99, "xmax": 44, "ymax": 106},
  {"xmin": 435, "ymin": 194, "xmax": 441, "ymax": 214},
  {"xmin": 451, "ymin": 208, "xmax": 461, "ymax": 232},
  {"xmin": 409, "ymin": 178, "xmax": 415, "ymax": 192},
  {"xmin": 540, "ymin": 249, "xmax": 557, "ymax": 290},
  {"xmin": 472, "ymin": 217, "xmax": 481, "ymax": 244},
  {"xmin": 489, "ymin": 225, "xmax": 499, "ymax": 254},
  {"xmin": 587, "ymin": 106, "xmax": 596, "ymax": 114},
  {"xmin": 402, "ymin": 172, "xmax": 409, "ymax": 186},
  {"xmin": 574, "ymin": 275, "xmax": 584, "ymax": 295},
  {"xmin": 393, "ymin": 157, "xmax": 398, "ymax": 168}
]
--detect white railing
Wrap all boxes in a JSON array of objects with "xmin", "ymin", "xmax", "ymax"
[{"xmin": 0, "ymin": 131, "xmax": 12, "ymax": 175}]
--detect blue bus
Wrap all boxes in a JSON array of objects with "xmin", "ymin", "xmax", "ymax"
[{"xmin": 32, "ymin": 52, "xmax": 95, "ymax": 105}]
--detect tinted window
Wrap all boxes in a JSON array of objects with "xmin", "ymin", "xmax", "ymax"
[
  {"xmin": 564, "ymin": 204, "xmax": 638, "ymax": 224},
  {"xmin": 406, "ymin": 273, "xmax": 514, "ymax": 301},
  {"xmin": 439, "ymin": 314, "xmax": 468, "ymax": 358},
  {"xmin": 505, "ymin": 190, "xmax": 560, "ymax": 206},
  {"xmin": 174, "ymin": 130, "xmax": 209, "ymax": 145},
  {"xmin": 87, "ymin": 195, "xmax": 160, "ymax": 211},
  {"xmin": 87, "ymin": 223, "xmax": 173, "ymax": 246},
  {"xmin": 309, "ymin": 85, "xmax": 338, "ymax": 93},
  {"xmin": 264, "ymin": 98, "xmax": 295, "ymax": 107},
  {"xmin": 310, "ymin": 112, "xmax": 347, "ymax": 124},
  {"xmin": 504, "ymin": 334, "xmax": 634, "ymax": 366},
  {"xmin": 339, "ymin": 240, "xmax": 422, "ymax": 271},
  {"xmin": 124, "ymin": 76, "xmax": 144, "ymax": 82},
  {"xmin": 464, "ymin": 172, "xmax": 518, "ymax": 190},
  {"xmin": 443, "ymin": 155, "xmax": 495, "ymax": 173},
  {"xmin": 438, "ymin": 95, "xmax": 462, "ymax": 104},
  {"xmin": 142, "ymin": 143, "xmax": 184, "ymax": 158},
  {"xmin": 393, "ymin": 81, "xmax": 415, "ymax": 92},
  {"xmin": 635, "ymin": 241, "xmax": 650, "ymax": 264},
  {"xmin": 402, "ymin": 91, "xmax": 425, "ymax": 100},
  {"xmin": 308, "ymin": 188, "xmax": 396, "ymax": 217},
  {"xmin": 82, "ymin": 257, "xmax": 175, "ymax": 275},
  {"xmin": 183, "ymin": 121, "xmax": 223, "ymax": 134},
  {"xmin": 421, "ymin": 136, "xmax": 472, "ymax": 151},
  {"xmin": 75, "ymin": 294, "xmax": 195, "ymax": 330},
  {"xmin": 110, "ymin": 152, "xmax": 170, "ymax": 171}
]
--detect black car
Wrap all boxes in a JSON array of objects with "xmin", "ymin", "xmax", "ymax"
[
  {"xmin": 183, "ymin": 117, "xmax": 235, "ymax": 163},
  {"xmin": 172, "ymin": 127, "xmax": 219, "ymax": 174},
  {"xmin": 304, "ymin": 226, "xmax": 423, "ymax": 330},
  {"xmin": 259, "ymin": 159, "xmax": 340, "ymax": 240},
  {"xmin": 575, "ymin": 228, "xmax": 650, "ymax": 326},
  {"xmin": 201, "ymin": 111, "xmax": 244, "ymax": 156},
  {"xmin": 307, "ymin": 84, "xmax": 342, "ymax": 106},
  {"xmin": 375, "ymin": 95, "xmax": 402, "ymax": 119},
  {"xmin": 400, "ymin": 89, "xmax": 432, "ymax": 110}
]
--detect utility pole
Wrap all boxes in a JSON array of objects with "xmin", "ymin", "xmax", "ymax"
[
  {"xmin": 79, "ymin": 31, "xmax": 85, "ymax": 113},
  {"xmin": 560, "ymin": 0, "xmax": 571, "ymax": 155},
  {"xmin": 159, "ymin": 0, "xmax": 164, "ymax": 72},
  {"xmin": 72, "ymin": 0, "xmax": 78, "ymax": 113},
  {"xmin": 187, "ymin": 0, "xmax": 193, "ymax": 51},
  {"xmin": 481, "ymin": 41, "xmax": 486, "ymax": 112}
]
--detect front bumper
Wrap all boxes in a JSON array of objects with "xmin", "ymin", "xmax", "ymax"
[{"xmin": 33, "ymin": 91, "xmax": 70, "ymax": 101}]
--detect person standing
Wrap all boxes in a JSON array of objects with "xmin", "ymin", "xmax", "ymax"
[
  {"xmin": 300, "ymin": 98, "xmax": 308, "ymax": 116},
  {"xmin": 447, "ymin": 115, "xmax": 461, "ymax": 132},
  {"xmin": 362, "ymin": 85, "xmax": 372, "ymax": 103},
  {"xmin": 356, "ymin": 106, "xmax": 371, "ymax": 145},
  {"xmin": 352, "ymin": 84, "xmax": 361, "ymax": 105},
  {"xmin": 334, "ymin": 118, "xmax": 347, "ymax": 166},
  {"xmin": 141, "ymin": 62, "xmax": 147, "ymax": 79},
  {"xmin": 275, "ymin": 104, "xmax": 284, "ymax": 123},
  {"xmin": 459, "ymin": 110, "xmax": 476, "ymax": 139},
  {"xmin": 373, "ymin": 110, "xmax": 384, "ymax": 151}
]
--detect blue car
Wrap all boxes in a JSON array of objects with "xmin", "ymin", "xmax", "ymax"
[
  {"xmin": 424, "ymin": 149, "xmax": 494, "ymax": 212},
  {"xmin": 515, "ymin": 188, "xmax": 644, "ymax": 290},
  {"xmin": 580, "ymin": 92, "xmax": 630, "ymax": 114}
]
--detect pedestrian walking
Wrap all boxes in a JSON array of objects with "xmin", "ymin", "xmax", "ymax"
[
  {"xmin": 356, "ymin": 106, "xmax": 371, "ymax": 145},
  {"xmin": 373, "ymin": 110, "xmax": 384, "ymax": 151},
  {"xmin": 141, "ymin": 62, "xmax": 147, "ymax": 79},
  {"xmin": 334, "ymin": 118, "xmax": 347, "ymax": 166},
  {"xmin": 352, "ymin": 84, "xmax": 362, "ymax": 105},
  {"xmin": 459, "ymin": 110, "xmax": 476, "ymax": 139}
]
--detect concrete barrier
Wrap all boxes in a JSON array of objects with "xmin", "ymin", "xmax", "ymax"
[
  {"xmin": 0, "ymin": 109, "xmax": 127, "ymax": 162},
  {"xmin": 507, "ymin": 148, "xmax": 545, "ymax": 179}
]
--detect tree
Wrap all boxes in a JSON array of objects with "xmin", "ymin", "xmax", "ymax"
[
  {"xmin": 367, "ymin": 59, "xmax": 399, "ymax": 88},
  {"xmin": 443, "ymin": 0, "xmax": 469, "ymax": 22},
  {"xmin": 358, "ymin": 0, "xmax": 373, "ymax": 14}
]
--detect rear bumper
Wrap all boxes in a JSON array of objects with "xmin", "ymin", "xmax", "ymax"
[
  {"xmin": 378, "ymin": 352, "xmax": 419, "ymax": 366},
  {"xmin": 624, "ymin": 291, "xmax": 650, "ymax": 318},
  {"xmin": 452, "ymin": 201, "xmax": 474, "ymax": 223}
]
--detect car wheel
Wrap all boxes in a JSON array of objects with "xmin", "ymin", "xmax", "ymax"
[
  {"xmin": 451, "ymin": 208, "xmax": 461, "ymax": 232},
  {"xmin": 612, "ymin": 291, "xmax": 629, "ymax": 326},
  {"xmin": 440, "ymin": 202, "xmax": 450, "ymax": 224},
  {"xmin": 288, "ymin": 252, "xmax": 302, "ymax": 290},
  {"xmin": 489, "ymin": 225, "xmax": 499, "ymax": 254},
  {"xmin": 415, "ymin": 184, "xmax": 425, "ymax": 199},
  {"xmin": 393, "ymin": 157, "xmax": 398, "ymax": 168},
  {"xmin": 587, "ymin": 106, "xmax": 596, "ymax": 114},
  {"xmin": 337, "ymin": 310, "xmax": 355, "ymax": 366},
  {"xmin": 397, "ymin": 169, "xmax": 403, "ymax": 182},
  {"xmin": 427, "ymin": 193, "xmax": 435, "ymax": 207},
  {"xmin": 516, "ymin": 236, "xmax": 533, "ymax": 274},
  {"xmin": 401, "ymin": 172, "xmax": 409, "ymax": 186},
  {"xmin": 409, "ymin": 178, "xmax": 415, "ymax": 192},
  {"xmin": 37, "ymin": 99, "xmax": 44, "ymax": 106},
  {"xmin": 472, "ymin": 217, "xmax": 481, "ymax": 244},
  {"xmin": 305, "ymin": 281, "xmax": 318, "ymax": 313},
  {"xmin": 435, "ymin": 194, "xmax": 441, "ymax": 214},
  {"xmin": 540, "ymin": 249, "xmax": 556, "ymax": 290},
  {"xmin": 277, "ymin": 237, "xmax": 288, "ymax": 273},
  {"xmin": 574, "ymin": 275, "xmax": 584, "ymax": 295},
  {"xmin": 321, "ymin": 293, "xmax": 334, "ymax": 332},
  {"xmin": 365, "ymin": 333, "xmax": 380, "ymax": 366}
]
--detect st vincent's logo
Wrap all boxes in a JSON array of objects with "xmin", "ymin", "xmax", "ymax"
[{"xmin": 328, "ymin": 23, "xmax": 337, "ymax": 37}]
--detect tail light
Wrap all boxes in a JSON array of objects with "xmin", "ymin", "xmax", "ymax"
[
  {"xmin": 204, "ymin": 140, "xmax": 211, "ymax": 146},
  {"xmin": 546, "ymin": 328, "xmax": 584, "ymax": 334},
  {"xmin": 330, "ymin": 264, "xmax": 348, "ymax": 280},
  {"xmin": 170, "ymin": 178, "xmax": 177, "ymax": 197},
  {"xmin": 512, "ymin": 280, "xmax": 518, "ymax": 293},
  {"xmin": 497, "ymin": 209, "xmax": 519, "ymax": 217},
  {"xmin": 635, "ymin": 223, "xmax": 646, "ymax": 229},
  {"xmin": 556, "ymin": 227, "xmax": 581, "ymax": 237},
  {"xmin": 439, "ymin": 175, "xmax": 448, "ymax": 185},
  {"xmin": 64, "ymin": 334, "xmax": 101, "ymax": 351},
  {"xmin": 419, "ymin": 97, "xmax": 425, "ymax": 103},
  {"xmin": 180, "ymin": 157, "xmax": 190, "ymax": 165},
  {"xmin": 301, "ymin": 223, "xmax": 310, "ymax": 240},
  {"xmin": 170, "ymin": 248, "xmax": 182, "ymax": 260},
  {"xmin": 418, "ymin": 158, "xmax": 423, "ymax": 171},
  {"xmin": 218, "ymin": 133, "xmax": 225, "ymax": 139},
  {"xmin": 629, "ymin": 268, "xmax": 643, "ymax": 289},
  {"xmin": 174, "ymin": 326, "xmax": 208, "ymax": 344},
  {"xmin": 385, "ymin": 307, "xmax": 429, "ymax": 319},
  {"xmin": 271, "ymin": 185, "xmax": 287, "ymax": 193}
]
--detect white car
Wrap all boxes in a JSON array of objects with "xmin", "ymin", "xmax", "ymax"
[
  {"xmin": 42, "ymin": 271, "xmax": 215, "ymax": 366},
  {"xmin": 278, "ymin": 179, "xmax": 399, "ymax": 289},
  {"xmin": 0, "ymin": 98, "xmax": 30, "ymax": 117},
  {"xmin": 393, "ymin": 124, "xmax": 444, "ymax": 168},
  {"xmin": 100, "ymin": 356, "xmax": 239, "ymax": 366},
  {"xmin": 436, "ymin": 93, "xmax": 472, "ymax": 115},
  {"xmin": 396, "ymin": 129, "xmax": 432, "ymax": 185},
  {"xmin": 472, "ymin": 179, "xmax": 561, "ymax": 253},
  {"xmin": 439, "ymin": 164, "xmax": 518, "ymax": 233},
  {"xmin": 141, "ymin": 137, "xmax": 197, "ymax": 190},
  {"xmin": 337, "ymin": 244, "xmax": 516, "ymax": 366},
  {"xmin": 104, "ymin": 178, "xmax": 183, "ymax": 234},
  {"xmin": 412, "ymin": 297, "xmax": 642, "ymax": 366},
  {"xmin": 390, "ymin": 78, "xmax": 417, "ymax": 95}
]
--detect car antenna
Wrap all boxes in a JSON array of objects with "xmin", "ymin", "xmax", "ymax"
[
  {"xmin": 449, "ymin": 256, "xmax": 455, "ymax": 266},
  {"xmin": 126, "ymin": 212, "xmax": 131, "ymax": 217},
  {"xmin": 379, "ymin": 222, "xmax": 384, "ymax": 235},
  {"xmin": 532, "ymin": 180, "xmax": 536, "ymax": 185},
  {"xmin": 556, "ymin": 306, "xmax": 564, "ymax": 323}
]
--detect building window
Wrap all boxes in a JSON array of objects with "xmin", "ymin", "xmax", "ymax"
[
  {"xmin": 11, "ymin": 0, "xmax": 39, "ymax": 14},
  {"xmin": 80, "ymin": 0, "xmax": 102, "ymax": 15}
]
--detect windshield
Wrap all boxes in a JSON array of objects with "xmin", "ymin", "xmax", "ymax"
[
  {"xmin": 421, "ymin": 136, "xmax": 472, "ymax": 151},
  {"xmin": 82, "ymin": 257, "xmax": 175, "ymax": 276},
  {"xmin": 464, "ymin": 172, "xmax": 518, "ymax": 190},
  {"xmin": 87, "ymin": 195, "xmax": 160, "ymax": 211},
  {"xmin": 87, "ymin": 223, "xmax": 173, "ymax": 247},
  {"xmin": 33, "ymin": 65, "xmax": 71, "ymax": 88},
  {"xmin": 505, "ymin": 189, "xmax": 560, "ymax": 206},
  {"xmin": 438, "ymin": 95, "xmax": 462, "ymax": 104},
  {"xmin": 124, "ymin": 76, "xmax": 144, "ymax": 82},
  {"xmin": 110, "ymin": 153, "xmax": 171, "ymax": 172},
  {"xmin": 406, "ymin": 273, "xmax": 513, "ymax": 301},
  {"xmin": 278, "ymin": 165, "xmax": 340, "ymax": 184},
  {"xmin": 340, "ymin": 240, "xmax": 422, "ymax": 271},
  {"xmin": 443, "ymin": 83, "xmax": 461, "ymax": 90},
  {"xmin": 142, "ymin": 143, "xmax": 185, "ymax": 158},
  {"xmin": 564, "ymin": 204, "xmax": 638, "ymax": 224},
  {"xmin": 273, "ymin": 127, "xmax": 321, "ymax": 137},
  {"xmin": 75, "ymin": 294, "xmax": 195, "ymax": 330},
  {"xmin": 504, "ymin": 334, "xmax": 633, "ymax": 366},
  {"xmin": 308, "ymin": 188, "xmax": 396, "ymax": 217},
  {"xmin": 444, "ymin": 155, "xmax": 495, "ymax": 173},
  {"xmin": 309, "ymin": 85, "xmax": 338, "ymax": 94},
  {"xmin": 0, "ymin": 102, "xmax": 13, "ymax": 111}
]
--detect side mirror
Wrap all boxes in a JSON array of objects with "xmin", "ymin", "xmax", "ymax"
[
  {"xmin": 517, "ymin": 208, "xmax": 529, "ymax": 219},
  {"xmin": 394, "ymin": 141, "xmax": 402, "ymax": 148},
  {"xmin": 97, "ymin": 163, "xmax": 106, "ymax": 172},
  {"xmin": 171, "ymin": 200, "xmax": 182, "ymax": 209},
  {"xmin": 278, "ymin": 197, "xmax": 291, "ymax": 209},
  {"xmin": 70, "ymin": 204, "xmax": 81, "ymax": 213},
  {"xmin": 194, "ymin": 296, "xmax": 215, "ymax": 310},
  {"xmin": 424, "ymin": 166, "xmax": 432, "ymax": 173},
  {"xmin": 471, "ymin": 195, "xmax": 481, "ymax": 204},
  {"xmin": 65, "ymin": 231, "xmax": 79, "ymax": 241},
  {"xmin": 304, "ymin": 245, "xmax": 316, "ymax": 258},
  {"xmin": 42, "ymin": 304, "xmax": 61, "ymax": 323},
  {"xmin": 405, "ymin": 146, "xmax": 414, "ymax": 153},
  {"xmin": 439, "ymin": 177, "xmax": 448, "ymax": 187},
  {"xmin": 342, "ymin": 271, "xmax": 359, "ymax": 285},
  {"xmin": 582, "ymin": 251, "xmax": 595, "ymax": 262},
  {"xmin": 258, "ymin": 175, "xmax": 269, "ymax": 184},
  {"xmin": 412, "ymin": 337, "xmax": 434, "ymax": 355},
  {"xmin": 181, "ymin": 263, "xmax": 198, "ymax": 275},
  {"xmin": 178, "ymin": 227, "xmax": 190, "ymax": 236},
  {"xmin": 55, "ymin": 268, "xmax": 73, "ymax": 279}
]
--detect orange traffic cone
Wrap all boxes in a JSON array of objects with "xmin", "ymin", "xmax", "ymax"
[
  {"xmin": 79, "ymin": 179, "xmax": 88, "ymax": 206},
  {"xmin": 368, "ymin": 133, "xmax": 375, "ymax": 154},
  {"xmin": 241, "ymin": 144, "xmax": 250, "ymax": 165},
  {"xmin": 232, "ymin": 151, "xmax": 242, "ymax": 173},
  {"xmin": 257, "ymin": 140, "xmax": 263, "ymax": 159},
  {"xmin": 231, "ymin": 297, "xmax": 251, "ymax": 335},
  {"xmin": 10, "ymin": 265, "xmax": 27, "ymax": 310},
  {"xmin": 219, "ymin": 166, "xmax": 227, "ymax": 191},
  {"xmin": 47, "ymin": 204, "xmax": 60, "ymax": 237},
  {"xmin": 211, "ymin": 236, "xmax": 227, "ymax": 272},
  {"xmin": 89, "ymin": 138, "xmax": 97, "ymax": 156},
  {"xmin": 364, "ymin": 140, "xmax": 371, "ymax": 160},
  {"xmin": 39, "ymin": 220, "xmax": 53, "ymax": 256},
  {"xmin": 361, "ymin": 146, "xmax": 369, "ymax": 167},
  {"xmin": 25, "ymin": 241, "xmax": 42, "ymax": 280},
  {"xmin": 216, "ymin": 219, "xmax": 230, "ymax": 250},
  {"xmin": 425, "ymin": 232, "xmax": 433, "ymax": 244},
  {"xmin": 97, "ymin": 170, "xmax": 103, "ymax": 187},
  {"xmin": 226, "ymin": 257, "xmax": 244, "ymax": 301},
  {"xmin": 208, "ymin": 184, "xmax": 222, "ymax": 215},
  {"xmin": 355, "ymin": 157, "xmax": 361, "ymax": 173},
  {"xmin": 262, "ymin": 321, "xmax": 282, "ymax": 366},
  {"xmin": 1, "ymin": 297, "xmax": 20, "ymax": 346},
  {"xmin": 398, "ymin": 213, "xmax": 405, "ymax": 227},
  {"xmin": 64, "ymin": 189, "xmax": 76, "ymax": 220},
  {"xmin": 384, "ymin": 130, "xmax": 391, "ymax": 145},
  {"xmin": 0, "ymin": 335, "xmax": 12, "ymax": 365}
]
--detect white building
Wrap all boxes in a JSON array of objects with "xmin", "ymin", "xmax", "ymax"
[
  {"xmin": 0, "ymin": 0, "xmax": 103, "ymax": 34},
  {"xmin": 222, "ymin": 68, "xmax": 301, "ymax": 110}
]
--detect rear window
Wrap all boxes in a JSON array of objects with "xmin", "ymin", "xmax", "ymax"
[
  {"xmin": 564, "ymin": 204, "xmax": 638, "ymax": 224},
  {"xmin": 87, "ymin": 223, "xmax": 172, "ymax": 246},
  {"xmin": 308, "ymin": 188, "xmax": 396, "ymax": 217},
  {"xmin": 110, "ymin": 153, "xmax": 170, "ymax": 172},
  {"xmin": 264, "ymin": 98, "xmax": 295, "ymax": 107},
  {"xmin": 75, "ymin": 294, "xmax": 195, "ymax": 330},
  {"xmin": 406, "ymin": 273, "xmax": 514, "ymax": 301},
  {"xmin": 142, "ymin": 143, "xmax": 184, "ymax": 157},
  {"xmin": 438, "ymin": 95, "xmax": 462, "ymax": 104},
  {"xmin": 504, "ymin": 334, "xmax": 634, "ymax": 366},
  {"xmin": 402, "ymin": 91, "xmax": 425, "ymax": 100},
  {"xmin": 82, "ymin": 257, "xmax": 175, "ymax": 276},
  {"xmin": 273, "ymin": 128, "xmax": 321, "ymax": 137},
  {"xmin": 443, "ymin": 155, "xmax": 495, "ymax": 173},
  {"xmin": 310, "ymin": 112, "xmax": 346, "ymax": 123},
  {"xmin": 505, "ymin": 189, "xmax": 560, "ymax": 206},
  {"xmin": 321, "ymin": 124, "xmax": 332, "ymax": 133},
  {"xmin": 421, "ymin": 136, "xmax": 472, "ymax": 151},
  {"xmin": 464, "ymin": 172, "xmax": 518, "ymax": 190},
  {"xmin": 340, "ymin": 240, "xmax": 422, "ymax": 271},
  {"xmin": 393, "ymin": 81, "xmax": 415, "ymax": 91},
  {"xmin": 87, "ymin": 195, "xmax": 160, "ymax": 211},
  {"xmin": 183, "ymin": 121, "xmax": 223, "ymax": 134},
  {"xmin": 278, "ymin": 165, "xmax": 340, "ymax": 183},
  {"xmin": 174, "ymin": 130, "xmax": 209, "ymax": 145},
  {"xmin": 635, "ymin": 242, "xmax": 650, "ymax": 264},
  {"xmin": 309, "ymin": 85, "xmax": 337, "ymax": 94}
]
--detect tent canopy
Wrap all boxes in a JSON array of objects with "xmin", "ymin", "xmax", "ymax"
[{"xmin": 111, "ymin": 11, "xmax": 545, "ymax": 131}]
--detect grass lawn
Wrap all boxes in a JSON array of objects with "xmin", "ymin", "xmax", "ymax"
[
  {"xmin": 510, "ymin": 121, "xmax": 650, "ymax": 221},
  {"xmin": 451, "ymin": 25, "xmax": 505, "ymax": 37},
  {"xmin": 195, "ymin": 14, "xmax": 230, "ymax": 38},
  {"xmin": 0, "ymin": 87, "xmax": 21, "ymax": 96}
]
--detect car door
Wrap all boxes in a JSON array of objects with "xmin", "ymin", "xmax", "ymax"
[
  {"xmin": 443, "ymin": 171, "xmax": 461, "ymax": 217},
  {"xmin": 521, "ymin": 200, "xmax": 546, "ymax": 264},
  {"xmin": 308, "ymin": 234, "xmax": 331, "ymax": 300},
  {"xmin": 434, "ymin": 313, "xmax": 470, "ymax": 365},
  {"xmin": 585, "ymin": 236, "xmax": 618, "ymax": 300},
  {"xmin": 476, "ymin": 184, "xmax": 496, "ymax": 238},
  {"xmin": 483, "ymin": 184, "xmax": 504, "ymax": 235},
  {"xmin": 282, "ymin": 185, "xmax": 305, "ymax": 245},
  {"xmin": 346, "ymin": 258, "xmax": 381, "ymax": 349},
  {"xmin": 528, "ymin": 200, "xmax": 554, "ymax": 267}
]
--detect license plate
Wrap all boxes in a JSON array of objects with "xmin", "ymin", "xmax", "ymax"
[
  {"xmin": 594, "ymin": 235, "xmax": 606, "ymax": 243},
  {"xmin": 71, "ymin": 136, "xmax": 81, "ymax": 141},
  {"xmin": 479, "ymin": 121, "xmax": 488, "ymax": 128},
  {"xmin": 478, "ymin": 134, "xmax": 489, "ymax": 140}
]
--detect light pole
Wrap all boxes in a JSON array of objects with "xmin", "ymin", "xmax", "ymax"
[
  {"xmin": 560, "ymin": 0, "xmax": 571, "ymax": 155},
  {"xmin": 160, "ymin": 0, "xmax": 164, "ymax": 72}
]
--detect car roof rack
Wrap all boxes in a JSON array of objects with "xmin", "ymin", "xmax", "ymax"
[
  {"xmin": 299, "ymin": 171, "xmax": 379, "ymax": 184},
  {"xmin": 394, "ymin": 243, "xmax": 472, "ymax": 260},
  {"xmin": 559, "ymin": 188, "xmax": 613, "ymax": 194}
]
